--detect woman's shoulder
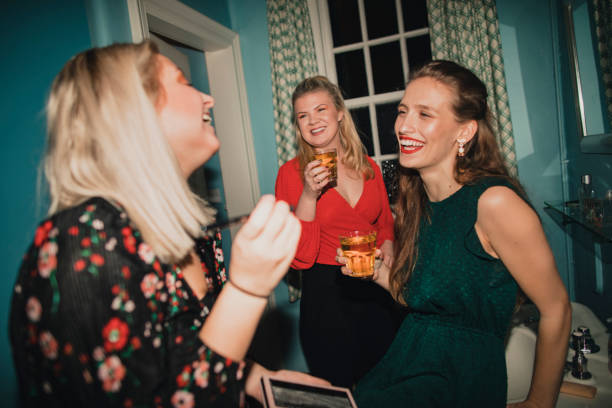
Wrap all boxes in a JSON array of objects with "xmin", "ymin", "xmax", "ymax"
[
  {"xmin": 473, "ymin": 178, "xmax": 534, "ymax": 220},
  {"xmin": 46, "ymin": 197, "xmax": 127, "ymax": 235},
  {"xmin": 278, "ymin": 157, "xmax": 300, "ymax": 172},
  {"xmin": 30, "ymin": 197, "xmax": 132, "ymax": 258},
  {"xmin": 364, "ymin": 155, "xmax": 383, "ymax": 177},
  {"xmin": 277, "ymin": 157, "xmax": 302, "ymax": 183},
  {"xmin": 19, "ymin": 197, "xmax": 143, "ymax": 296},
  {"xmin": 469, "ymin": 175, "xmax": 517, "ymax": 192}
]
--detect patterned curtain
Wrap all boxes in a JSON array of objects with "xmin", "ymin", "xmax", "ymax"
[
  {"xmin": 591, "ymin": 0, "xmax": 612, "ymax": 130},
  {"xmin": 267, "ymin": 0, "xmax": 319, "ymax": 167},
  {"xmin": 426, "ymin": 0, "xmax": 518, "ymax": 176}
]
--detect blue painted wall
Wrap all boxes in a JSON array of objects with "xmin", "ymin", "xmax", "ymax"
[
  {"xmin": 498, "ymin": 0, "xmax": 612, "ymax": 322},
  {"xmin": 0, "ymin": 2, "xmax": 93, "ymax": 404},
  {"xmin": 556, "ymin": 0, "xmax": 612, "ymax": 321},
  {"xmin": 496, "ymin": 0, "xmax": 571, "ymax": 295}
]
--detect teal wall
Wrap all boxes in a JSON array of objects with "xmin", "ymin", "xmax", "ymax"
[
  {"xmin": 557, "ymin": 0, "xmax": 612, "ymax": 321},
  {"xmin": 496, "ymin": 0, "xmax": 571, "ymax": 290},
  {"xmin": 0, "ymin": 1, "xmax": 93, "ymax": 404},
  {"xmin": 498, "ymin": 0, "xmax": 612, "ymax": 322}
]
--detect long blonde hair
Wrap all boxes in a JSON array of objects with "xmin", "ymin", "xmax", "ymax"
[
  {"xmin": 292, "ymin": 76, "xmax": 373, "ymax": 179},
  {"xmin": 389, "ymin": 60, "xmax": 525, "ymax": 305},
  {"xmin": 44, "ymin": 41, "xmax": 215, "ymax": 264}
]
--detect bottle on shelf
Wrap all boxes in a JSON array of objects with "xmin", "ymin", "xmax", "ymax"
[{"xmin": 579, "ymin": 174, "xmax": 601, "ymax": 223}]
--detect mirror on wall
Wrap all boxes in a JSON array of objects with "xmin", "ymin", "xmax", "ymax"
[{"xmin": 563, "ymin": 0, "xmax": 612, "ymax": 153}]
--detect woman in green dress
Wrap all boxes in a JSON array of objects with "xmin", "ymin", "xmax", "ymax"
[{"xmin": 338, "ymin": 60, "xmax": 571, "ymax": 407}]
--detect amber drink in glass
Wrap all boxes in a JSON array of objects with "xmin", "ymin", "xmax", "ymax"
[
  {"xmin": 313, "ymin": 148, "xmax": 337, "ymax": 187},
  {"xmin": 339, "ymin": 230, "xmax": 377, "ymax": 277}
]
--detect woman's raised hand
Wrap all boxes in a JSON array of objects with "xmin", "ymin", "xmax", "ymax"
[
  {"xmin": 229, "ymin": 195, "xmax": 301, "ymax": 297},
  {"xmin": 302, "ymin": 159, "xmax": 331, "ymax": 198}
]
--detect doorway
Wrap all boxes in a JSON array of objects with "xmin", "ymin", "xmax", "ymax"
[{"xmin": 127, "ymin": 0, "xmax": 261, "ymax": 245}]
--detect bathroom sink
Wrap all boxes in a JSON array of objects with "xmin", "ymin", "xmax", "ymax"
[
  {"xmin": 505, "ymin": 302, "xmax": 612, "ymax": 407},
  {"xmin": 506, "ymin": 323, "xmax": 537, "ymax": 403}
]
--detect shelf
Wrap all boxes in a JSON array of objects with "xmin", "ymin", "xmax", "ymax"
[{"xmin": 544, "ymin": 201, "xmax": 612, "ymax": 244}]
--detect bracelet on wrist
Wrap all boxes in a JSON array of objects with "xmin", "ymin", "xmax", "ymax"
[{"xmin": 228, "ymin": 280, "xmax": 269, "ymax": 299}]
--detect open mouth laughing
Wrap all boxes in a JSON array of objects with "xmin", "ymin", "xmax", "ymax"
[{"xmin": 398, "ymin": 136, "xmax": 424, "ymax": 154}]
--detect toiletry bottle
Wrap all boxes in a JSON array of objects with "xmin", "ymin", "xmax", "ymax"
[
  {"xmin": 604, "ymin": 189, "xmax": 612, "ymax": 224},
  {"xmin": 579, "ymin": 174, "xmax": 596, "ymax": 221}
]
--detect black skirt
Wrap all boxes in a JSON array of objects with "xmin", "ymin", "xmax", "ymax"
[{"xmin": 299, "ymin": 263, "xmax": 404, "ymax": 388}]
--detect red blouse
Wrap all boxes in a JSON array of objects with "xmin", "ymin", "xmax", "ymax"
[{"xmin": 275, "ymin": 156, "xmax": 394, "ymax": 270}]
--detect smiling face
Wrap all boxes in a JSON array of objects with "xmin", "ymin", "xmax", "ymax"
[
  {"xmin": 156, "ymin": 55, "xmax": 218, "ymax": 178},
  {"xmin": 294, "ymin": 90, "xmax": 344, "ymax": 151},
  {"xmin": 395, "ymin": 76, "xmax": 475, "ymax": 174}
]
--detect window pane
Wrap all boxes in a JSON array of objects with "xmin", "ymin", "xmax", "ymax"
[
  {"xmin": 376, "ymin": 102, "xmax": 399, "ymax": 155},
  {"xmin": 335, "ymin": 50, "xmax": 368, "ymax": 98},
  {"xmin": 406, "ymin": 34, "xmax": 432, "ymax": 73},
  {"xmin": 371, "ymin": 41, "xmax": 404, "ymax": 94},
  {"xmin": 364, "ymin": 0, "xmax": 398, "ymax": 40},
  {"xmin": 350, "ymin": 107, "xmax": 374, "ymax": 156},
  {"xmin": 381, "ymin": 159, "xmax": 399, "ymax": 204},
  {"xmin": 328, "ymin": 0, "xmax": 362, "ymax": 47},
  {"xmin": 402, "ymin": 0, "xmax": 428, "ymax": 31}
]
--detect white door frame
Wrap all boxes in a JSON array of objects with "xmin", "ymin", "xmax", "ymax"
[{"xmin": 127, "ymin": 0, "xmax": 261, "ymax": 224}]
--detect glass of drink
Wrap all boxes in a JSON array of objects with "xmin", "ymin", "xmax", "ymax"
[
  {"xmin": 339, "ymin": 230, "xmax": 377, "ymax": 277},
  {"xmin": 313, "ymin": 148, "xmax": 337, "ymax": 187}
]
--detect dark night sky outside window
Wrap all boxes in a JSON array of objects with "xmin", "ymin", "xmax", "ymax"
[
  {"xmin": 376, "ymin": 102, "xmax": 399, "ymax": 155},
  {"xmin": 371, "ymin": 41, "xmax": 404, "ymax": 94},
  {"xmin": 406, "ymin": 35, "xmax": 433, "ymax": 73},
  {"xmin": 364, "ymin": 0, "xmax": 398, "ymax": 39},
  {"xmin": 350, "ymin": 107, "xmax": 374, "ymax": 156},
  {"xmin": 335, "ymin": 50, "xmax": 368, "ymax": 98},
  {"xmin": 402, "ymin": 0, "xmax": 429, "ymax": 30},
  {"xmin": 328, "ymin": 0, "xmax": 361, "ymax": 46}
]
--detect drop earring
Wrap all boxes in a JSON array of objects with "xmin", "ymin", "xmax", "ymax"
[{"xmin": 457, "ymin": 139, "xmax": 466, "ymax": 157}]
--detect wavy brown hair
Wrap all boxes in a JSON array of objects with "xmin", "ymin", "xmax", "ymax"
[
  {"xmin": 389, "ymin": 60, "xmax": 525, "ymax": 305},
  {"xmin": 292, "ymin": 76, "xmax": 373, "ymax": 179}
]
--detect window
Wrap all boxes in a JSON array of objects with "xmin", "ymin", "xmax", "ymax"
[{"xmin": 309, "ymin": 0, "xmax": 431, "ymax": 201}]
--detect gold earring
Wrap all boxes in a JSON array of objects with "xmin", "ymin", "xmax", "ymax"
[{"xmin": 457, "ymin": 139, "xmax": 466, "ymax": 157}]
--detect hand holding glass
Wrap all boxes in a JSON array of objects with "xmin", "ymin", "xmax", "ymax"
[
  {"xmin": 339, "ymin": 230, "xmax": 377, "ymax": 277},
  {"xmin": 313, "ymin": 148, "xmax": 337, "ymax": 187}
]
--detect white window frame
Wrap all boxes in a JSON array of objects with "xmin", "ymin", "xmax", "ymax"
[{"xmin": 308, "ymin": 0, "xmax": 429, "ymax": 169}]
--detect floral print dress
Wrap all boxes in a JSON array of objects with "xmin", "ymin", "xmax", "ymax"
[{"xmin": 10, "ymin": 197, "xmax": 246, "ymax": 407}]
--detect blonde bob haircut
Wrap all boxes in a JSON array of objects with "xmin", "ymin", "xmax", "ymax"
[
  {"xmin": 292, "ymin": 76, "xmax": 373, "ymax": 179},
  {"xmin": 45, "ymin": 41, "xmax": 215, "ymax": 264}
]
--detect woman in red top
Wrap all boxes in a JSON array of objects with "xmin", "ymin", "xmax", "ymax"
[{"xmin": 275, "ymin": 76, "xmax": 403, "ymax": 388}]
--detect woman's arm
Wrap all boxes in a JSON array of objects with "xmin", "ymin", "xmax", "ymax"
[
  {"xmin": 475, "ymin": 186, "xmax": 571, "ymax": 408},
  {"xmin": 275, "ymin": 162, "xmax": 321, "ymax": 269},
  {"xmin": 200, "ymin": 196, "xmax": 301, "ymax": 360},
  {"xmin": 294, "ymin": 159, "xmax": 330, "ymax": 221}
]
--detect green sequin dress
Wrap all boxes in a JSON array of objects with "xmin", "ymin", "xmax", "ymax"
[{"xmin": 354, "ymin": 178, "xmax": 520, "ymax": 407}]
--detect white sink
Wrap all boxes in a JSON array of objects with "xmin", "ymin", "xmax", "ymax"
[{"xmin": 505, "ymin": 302, "xmax": 612, "ymax": 407}]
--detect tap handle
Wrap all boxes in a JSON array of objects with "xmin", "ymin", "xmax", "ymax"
[{"xmin": 571, "ymin": 350, "xmax": 592, "ymax": 380}]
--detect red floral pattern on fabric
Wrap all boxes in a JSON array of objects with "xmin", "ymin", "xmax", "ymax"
[
  {"xmin": 10, "ymin": 197, "xmax": 245, "ymax": 407},
  {"xmin": 102, "ymin": 317, "xmax": 129, "ymax": 352}
]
